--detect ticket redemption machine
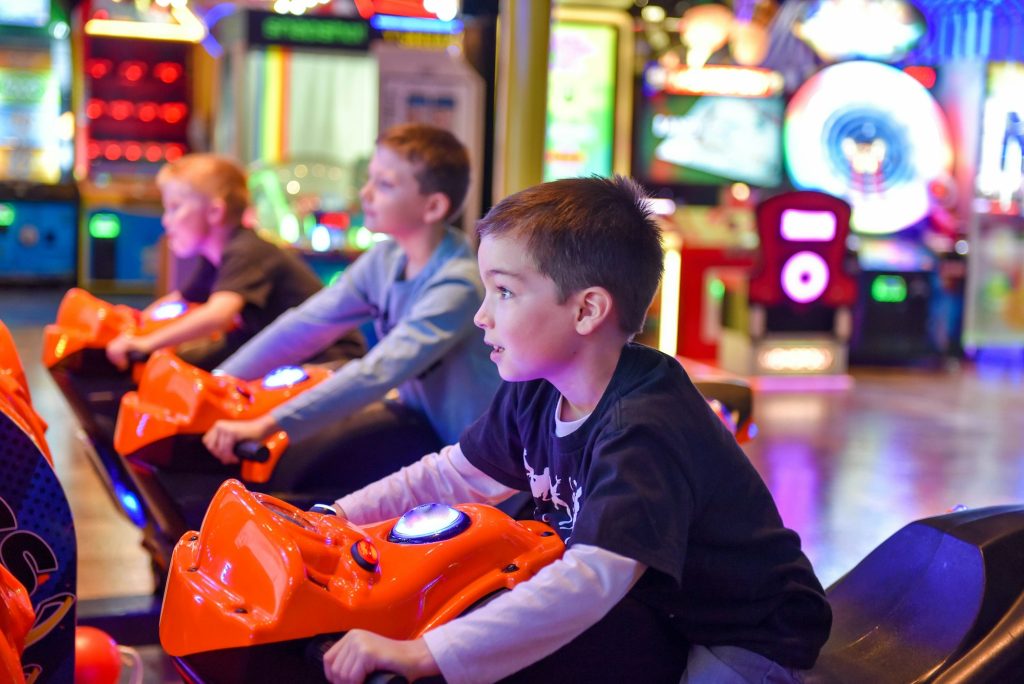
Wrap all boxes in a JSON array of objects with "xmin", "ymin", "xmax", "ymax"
[
  {"xmin": 0, "ymin": 0, "xmax": 78, "ymax": 285},
  {"xmin": 718, "ymin": 190, "xmax": 858, "ymax": 381},
  {"xmin": 74, "ymin": 0, "xmax": 204, "ymax": 294}
]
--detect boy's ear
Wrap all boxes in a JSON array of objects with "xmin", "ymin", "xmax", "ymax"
[
  {"xmin": 422, "ymin": 192, "xmax": 451, "ymax": 224},
  {"xmin": 206, "ymin": 197, "xmax": 228, "ymax": 226},
  {"xmin": 573, "ymin": 287, "xmax": 614, "ymax": 336}
]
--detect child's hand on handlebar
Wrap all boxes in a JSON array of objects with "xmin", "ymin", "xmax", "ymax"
[
  {"xmin": 322, "ymin": 630, "xmax": 437, "ymax": 684},
  {"xmin": 202, "ymin": 414, "xmax": 279, "ymax": 465},
  {"xmin": 106, "ymin": 333, "xmax": 149, "ymax": 370}
]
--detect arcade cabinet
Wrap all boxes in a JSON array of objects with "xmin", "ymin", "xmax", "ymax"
[
  {"xmin": 718, "ymin": 190, "xmax": 858, "ymax": 380},
  {"xmin": 74, "ymin": 0, "xmax": 204, "ymax": 294},
  {"xmin": 784, "ymin": 60, "xmax": 956, "ymax": 365},
  {"xmin": 0, "ymin": 1, "xmax": 78, "ymax": 286}
]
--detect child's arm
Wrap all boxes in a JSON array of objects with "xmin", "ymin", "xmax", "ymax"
[
  {"xmin": 105, "ymin": 291, "xmax": 244, "ymax": 370},
  {"xmin": 333, "ymin": 443, "xmax": 517, "ymax": 522},
  {"xmin": 206, "ymin": 253, "xmax": 482, "ymax": 460},
  {"xmin": 324, "ymin": 545, "xmax": 645, "ymax": 684}
]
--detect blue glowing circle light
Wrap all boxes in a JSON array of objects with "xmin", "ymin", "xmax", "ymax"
[
  {"xmin": 150, "ymin": 301, "xmax": 188, "ymax": 321},
  {"xmin": 261, "ymin": 365, "xmax": 309, "ymax": 389},
  {"xmin": 784, "ymin": 61, "xmax": 953, "ymax": 235},
  {"xmin": 388, "ymin": 503, "xmax": 470, "ymax": 544}
]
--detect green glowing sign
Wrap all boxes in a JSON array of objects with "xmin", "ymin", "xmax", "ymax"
[
  {"xmin": 89, "ymin": 213, "xmax": 121, "ymax": 239},
  {"xmin": 871, "ymin": 274, "xmax": 906, "ymax": 303},
  {"xmin": 250, "ymin": 11, "xmax": 370, "ymax": 51},
  {"xmin": 0, "ymin": 203, "xmax": 14, "ymax": 227}
]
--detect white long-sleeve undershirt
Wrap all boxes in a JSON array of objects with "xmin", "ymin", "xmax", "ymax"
[{"xmin": 334, "ymin": 445, "xmax": 646, "ymax": 684}]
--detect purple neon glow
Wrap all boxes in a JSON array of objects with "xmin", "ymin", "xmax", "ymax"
[
  {"xmin": 780, "ymin": 209, "xmax": 837, "ymax": 242},
  {"xmin": 781, "ymin": 251, "xmax": 830, "ymax": 303},
  {"xmin": 150, "ymin": 301, "xmax": 188, "ymax": 321}
]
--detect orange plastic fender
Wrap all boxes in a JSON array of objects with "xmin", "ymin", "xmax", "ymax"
[
  {"xmin": 41, "ymin": 287, "xmax": 206, "ymax": 370},
  {"xmin": 160, "ymin": 479, "xmax": 564, "ymax": 657},
  {"xmin": 114, "ymin": 352, "xmax": 329, "ymax": 482},
  {"xmin": 0, "ymin": 564, "xmax": 33, "ymax": 684},
  {"xmin": 0, "ymin": 322, "xmax": 52, "ymax": 465}
]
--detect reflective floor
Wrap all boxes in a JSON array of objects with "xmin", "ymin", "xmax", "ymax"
[{"xmin": 5, "ymin": 287, "xmax": 1024, "ymax": 598}]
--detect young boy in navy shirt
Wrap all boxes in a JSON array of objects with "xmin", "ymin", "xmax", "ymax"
[{"xmin": 321, "ymin": 176, "xmax": 832, "ymax": 683}]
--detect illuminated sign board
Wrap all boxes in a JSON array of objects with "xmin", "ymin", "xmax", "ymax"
[
  {"xmin": 248, "ymin": 11, "xmax": 371, "ymax": 51},
  {"xmin": 644, "ymin": 65, "xmax": 784, "ymax": 99}
]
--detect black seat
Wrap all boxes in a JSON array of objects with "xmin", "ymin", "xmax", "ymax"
[{"xmin": 806, "ymin": 505, "xmax": 1024, "ymax": 684}]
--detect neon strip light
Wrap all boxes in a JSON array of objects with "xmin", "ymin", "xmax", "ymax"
[
  {"xmin": 658, "ymin": 248, "xmax": 681, "ymax": 355},
  {"xmin": 645, "ymin": 65, "xmax": 784, "ymax": 98},
  {"xmin": 261, "ymin": 47, "xmax": 284, "ymax": 162},
  {"xmin": 757, "ymin": 345, "xmax": 834, "ymax": 373},
  {"xmin": 370, "ymin": 15, "xmax": 462, "ymax": 34},
  {"xmin": 84, "ymin": 6, "xmax": 206, "ymax": 43},
  {"xmin": 780, "ymin": 209, "xmax": 837, "ymax": 242}
]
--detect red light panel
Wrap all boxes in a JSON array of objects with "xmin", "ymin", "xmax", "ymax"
[
  {"xmin": 160, "ymin": 102, "xmax": 187, "ymax": 125},
  {"xmin": 153, "ymin": 62, "xmax": 183, "ymax": 84},
  {"xmin": 109, "ymin": 100, "xmax": 134, "ymax": 121},
  {"xmin": 120, "ymin": 61, "xmax": 146, "ymax": 83},
  {"xmin": 104, "ymin": 143, "xmax": 122, "ymax": 161},
  {"xmin": 87, "ymin": 59, "xmax": 112, "ymax": 80},
  {"xmin": 86, "ymin": 99, "xmax": 105, "ymax": 120},
  {"xmin": 145, "ymin": 145, "xmax": 163, "ymax": 163},
  {"xmin": 137, "ymin": 102, "xmax": 158, "ymax": 123},
  {"xmin": 165, "ymin": 144, "xmax": 185, "ymax": 162},
  {"xmin": 124, "ymin": 143, "xmax": 142, "ymax": 162}
]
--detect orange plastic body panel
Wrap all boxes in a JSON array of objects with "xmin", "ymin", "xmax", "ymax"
[
  {"xmin": 0, "ymin": 322, "xmax": 52, "ymax": 464},
  {"xmin": 0, "ymin": 564, "xmax": 33, "ymax": 684},
  {"xmin": 40, "ymin": 287, "xmax": 203, "ymax": 369},
  {"xmin": 160, "ymin": 479, "xmax": 564, "ymax": 657},
  {"xmin": 114, "ymin": 352, "xmax": 328, "ymax": 482}
]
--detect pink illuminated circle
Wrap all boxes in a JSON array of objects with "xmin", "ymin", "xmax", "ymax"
[{"xmin": 781, "ymin": 251, "xmax": 830, "ymax": 303}]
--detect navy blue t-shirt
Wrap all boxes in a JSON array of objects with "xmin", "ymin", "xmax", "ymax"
[{"xmin": 459, "ymin": 343, "xmax": 832, "ymax": 669}]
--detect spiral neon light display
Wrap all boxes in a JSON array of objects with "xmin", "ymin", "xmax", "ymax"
[{"xmin": 784, "ymin": 61, "xmax": 953, "ymax": 235}]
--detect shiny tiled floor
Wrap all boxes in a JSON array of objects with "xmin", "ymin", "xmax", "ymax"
[{"xmin": 6, "ymin": 288, "xmax": 1024, "ymax": 598}]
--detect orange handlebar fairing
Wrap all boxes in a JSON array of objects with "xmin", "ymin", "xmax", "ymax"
[{"xmin": 160, "ymin": 479, "xmax": 563, "ymax": 657}]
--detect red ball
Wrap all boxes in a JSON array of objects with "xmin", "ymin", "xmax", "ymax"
[{"xmin": 74, "ymin": 626, "xmax": 121, "ymax": 684}]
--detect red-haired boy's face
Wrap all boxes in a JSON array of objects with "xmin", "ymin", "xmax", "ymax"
[
  {"xmin": 159, "ymin": 179, "xmax": 213, "ymax": 258},
  {"xmin": 474, "ymin": 233, "xmax": 582, "ymax": 384},
  {"xmin": 359, "ymin": 145, "xmax": 434, "ymax": 237}
]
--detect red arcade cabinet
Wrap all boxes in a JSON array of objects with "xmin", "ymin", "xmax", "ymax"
[{"xmin": 718, "ymin": 190, "xmax": 858, "ymax": 381}]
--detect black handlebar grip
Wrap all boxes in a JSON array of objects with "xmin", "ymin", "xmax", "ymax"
[
  {"xmin": 126, "ymin": 350, "xmax": 150, "ymax": 364},
  {"xmin": 305, "ymin": 636, "xmax": 408, "ymax": 684},
  {"xmin": 233, "ymin": 440, "xmax": 270, "ymax": 462}
]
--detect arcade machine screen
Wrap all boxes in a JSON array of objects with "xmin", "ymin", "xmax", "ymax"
[
  {"xmin": 636, "ymin": 92, "xmax": 783, "ymax": 189},
  {"xmin": 965, "ymin": 62, "xmax": 1024, "ymax": 353},
  {"xmin": 784, "ymin": 60, "xmax": 954, "ymax": 363},
  {"xmin": 543, "ymin": 20, "xmax": 617, "ymax": 181},
  {"xmin": 0, "ymin": 0, "xmax": 77, "ymax": 284}
]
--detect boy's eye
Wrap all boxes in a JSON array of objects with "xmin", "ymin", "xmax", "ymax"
[{"xmin": 497, "ymin": 287, "xmax": 512, "ymax": 300}]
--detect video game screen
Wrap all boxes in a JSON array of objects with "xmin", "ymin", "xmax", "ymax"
[{"xmin": 634, "ymin": 90, "xmax": 784, "ymax": 188}]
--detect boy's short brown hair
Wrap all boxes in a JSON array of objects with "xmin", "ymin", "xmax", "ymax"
[
  {"xmin": 377, "ymin": 123, "xmax": 470, "ymax": 221},
  {"xmin": 477, "ymin": 176, "xmax": 664, "ymax": 337},
  {"xmin": 156, "ymin": 154, "xmax": 249, "ymax": 225}
]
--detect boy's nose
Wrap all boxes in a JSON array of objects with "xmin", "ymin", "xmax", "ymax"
[{"xmin": 473, "ymin": 301, "xmax": 490, "ymax": 329}]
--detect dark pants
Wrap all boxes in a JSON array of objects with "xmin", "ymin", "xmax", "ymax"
[{"xmin": 500, "ymin": 596, "xmax": 688, "ymax": 683}]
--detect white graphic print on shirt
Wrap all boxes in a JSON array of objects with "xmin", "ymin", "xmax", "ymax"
[{"xmin": 523, "ymin": 450, "xmax": 583, "ymax": 535}]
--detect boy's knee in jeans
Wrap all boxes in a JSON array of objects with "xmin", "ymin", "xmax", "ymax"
[{"xmin": 682, "ymin": 644, "xmax": 804, "ymax": 684}]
